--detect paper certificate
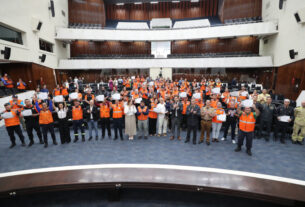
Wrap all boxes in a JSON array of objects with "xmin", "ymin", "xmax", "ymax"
[
  {"xmin": 179, "ymin": 92, "xmax": 187, "ymax": 98},
  {"xmin": 193, "ymin": 93, "xmax": 201, "ymax": 99},
  {"xmin": 54, "ymin": 95, "xmax": 64, "ymax": 103},
  {"xmin": 135, "ymin": 98, "xmax": 142, "ymax": 104},
  {"xmin": 241, "ymin": 91, "xmax": 248, "ymax": 97},
  {"xmin": 212, "ymin": 87, "xmax": 220, "ymax": 94},
  {"xmin": 217, "ymin": 114, "xmax": 226, "ymax": 122},
  {"xmin": 112, "ymin": 93, "xmax": 121, "ymax": 100},
  {"xmin": 1, "ymin": 112, "xmax": 14, "ymax": 119},
  {"xmin": 96, "ymin": 95, "xmax": 104, "ymax": 102},
  {"xmin": 38, "ymin": 92, "xmax": 48, "ymax": 100},
  {"xmin": 21, "ymin": 109, "xmax": 32, "ymax": 117},
  {"xmin": 279, "ymin": 116, "xmax": 290, "ymax": 122},
  {"xmin": 69, "ymin": 92, "xmax": 78, "ymax": 100},
  {"xmin": 242, "ymin": 99, "xmax": 253, "ymax": 108}
]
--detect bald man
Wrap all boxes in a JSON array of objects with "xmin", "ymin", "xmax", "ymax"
[{"xmin": 292, "ymin": 100, "xmax": 305, "ymax": 145}]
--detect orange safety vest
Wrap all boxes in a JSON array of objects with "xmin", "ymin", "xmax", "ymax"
[
  {"xmin": 239, "ymin": 91, "xmax": 248, "ymax": 101},
  {"xmin": 61, "ymin": 88, "xmax": 69, "ymax": 96},
  {"xmin": 137, "ymin": 106, "xmax": 148, "ymax": 120},
  {"xmin": 182, "ymin": 101, "xmax": 190, "ymax": 115},
  {"xmin": 239, "ymin": 112, "xmax": 256, "ymax": 132},
  {"xmin": 6, "ymin": 80, "xmax": 14, "ymax": 88},
  {"xmin": 85, "ymin": 94, "xmax": 95, "ymax": 101},
  {"xmin": 39, "ymin": 110, "xmax": 54, "ymax": 125},
  {"xmin": 17, "ymin": 82, "xmax": 26, "ymax": 90},
  {"xmin": 148, "ymin": 103, "xmax": 158, "ymax": 119},
  {"xmin": 54, "ymin": 88, "xmax": 61, "ymax": 96},
  {"xmin": 228, "ymin": 102, "xmax": 238, "ymax": 109},
  {"xmin": 100, "ymin": 104, "xmax": 110, "ymax": 118},
  {"xmin": 9, "ymin": 100, "xmax": 23, "ymax": 111},
  {"xmin": 112, "ymin": 104, "xmax": 123, "ymax": 119},
  {"xmin": 216, "ymin": 83, "xmax": 222, "ymax": 88},
  {"xmin": 210, "ymin": 100, "xmax": 218, "ymax": 109},
  {"xmin": 222, "ymin": 92, "xmax": 230, "ymax": 102},
  {"xmin": 4, "ymin": 111, "xmax": 20, "ymax": 127},
  {"xmin": 72, "ymin": 106, "xmax": 83, "ymax": 120},
  {"xmin": 212, "ymin": 109, "xmax": 225, "ymax": 123}
]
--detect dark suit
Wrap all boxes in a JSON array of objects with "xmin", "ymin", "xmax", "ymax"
[
  {"xmin": 170, "ymin": 102, "xmax": 183, "ymax": 138},
  {"xmin": 185, "ymin": 104, "xmax": 201, "ymax": 143}
]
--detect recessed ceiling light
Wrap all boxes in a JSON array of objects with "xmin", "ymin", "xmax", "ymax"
[
  {"xmin": 172, "ymin": 1, "xmax": 180, "ymax": 3},
  {"xmin": 151, "ymin": 1, "xmax": 158, "ymax": 4},
  {"xmin": 116, "ymin": 3, "xmax": 124, "ymax": 6},
  {"xmin": 134, "ymin": 2, "xmax": 142, "ymax": 4}
]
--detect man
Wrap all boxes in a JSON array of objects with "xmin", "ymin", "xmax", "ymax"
[
  {"xmin": 258, "ymin": 97, "xmax": 275, "ymax": 141},
  {"xmin": 84, "ymin": 89, "xmax": 95, "ymax": 107},
  {"xmin": 238, "ymin": 86, "xmax": 249, "ymax": 101},
  {"xmin": 170, "ymin": 96, "xmax": 183, "ymax": 140},
  {"xmin": 184, "ymin": 99, "xmax": 201, "ymax": 145},
  {"xmin": 235, "ymin": 104, "xmax": 260, "ymax": 156},
  {"xmin": 199, "ymin": 100, "xmax": 216, "ymax": 146},
  {"xmin": 112, "ymin": 100, "xmax": 124, "ymax": 140},
  {"xmin": 291, "ymin": 100, "xmax": 305, "ymax": 145},
  {"xmin": 210, "ymin": 94, "xmax": 219, "ymax": 109},
  {"xmin": 17, "ymin": 78, "xmax": 26, "ymax": 92},
  {"xmin": 99, "ymin": 99, "xmax": 111, "ymax": 139},
  {"xmin": 222, "ymin": 99, "xmax": 238, "ymax": 144},
  {"xmin": 36, "ymin": 100, "xmax": 58, "ymax": 148},
  {"xmin": 274, "ymin": 99, "xmax": 294, "ymax": 143},
  {"xmin": 257, "ymin": 89, "xmax": 271, "ymax": 104},
  {"xmin": 9, "ymin": 95, "xmax": 26, "ymax": 130},
  {"xmin": 53, "ymin": 84, "xmax": 61, "ymax": 97},
  {"xmin": 0, "ymin": 103, "xmax": 26, "ymax": 148},
  {"xmin": 85, "ymin": 100, "xmax": 99, "ymax": 141},
  {"xmin": 23, "ymin": 99, "xmax": 43, "ymax": 146},
  {"xmin": 181, "ymin": 98, "xmax": 190, "ymax": 130},
  {"xmin": 71, "ymin": 100, "xmax": 86, "ymax": 142},
  {"xmin": 61, "ymin": 84, "xmax": 69, "ymax": 101},
  {"xmin": 156, "ymin": 98, "xmax": 168, "ymax": 137},
  {"xmin": 136, "ymin": 101, "xmax": 149, "ymax": 139},
  {"xmin": 40, "ymin": 84, "xmax": 49, "ymax": 93}
]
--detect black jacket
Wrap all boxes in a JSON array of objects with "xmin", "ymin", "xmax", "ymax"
[
  {"xmin": 85, "ymin": 105, "xmax": 99, "ymax": 121},
  {"xmin": 186, "ymin": 104, "xmax": 200, "ymax": 125},
  {"xmin": 170, "ymin": 102, "xmax": 183, "ymax": 120}
]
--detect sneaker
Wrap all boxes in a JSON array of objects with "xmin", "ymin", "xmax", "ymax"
[
  {"xmin": 221, "ymin": 137, "xmax": 226, "ymax": 141},
  {"xmin": 232, "ymin": 140, "xmax": 236, "ymax": 144}
]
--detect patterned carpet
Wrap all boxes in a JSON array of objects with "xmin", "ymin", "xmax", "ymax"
[{"xmin": 0, "ymin": 126, "xmax": 305, "ymax": 180}]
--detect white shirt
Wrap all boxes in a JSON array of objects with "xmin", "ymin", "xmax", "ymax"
[
  {"xmin": 156, "ymin": 103, "xmax": 167, "ymax": 114},
  {"xmin": 90, "ymin": 106, "xmax": 93, "ymax": 119},
  {"xmin": 56, "ymin": 108, "xmax": 67, "ymax": 119},
  {"xmin": 124, "ymin": 105, "xmax": 137, "ymax": 116}
]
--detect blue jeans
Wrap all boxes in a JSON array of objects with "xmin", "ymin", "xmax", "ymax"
[{"xmin": 88, "ymin": 120, "xmax": 98, "ymax": 137}]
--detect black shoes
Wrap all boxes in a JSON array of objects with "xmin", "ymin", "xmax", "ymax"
[
  {"xmin": 9, "ymin": 143, "xmax": 16, "ymax": 149},
  {"xmin": 297, "ymin": 141, "xmax": 304, "ymax": 145},
  {"xmin": 234, "ymin": 146, "xmax": 241, "ymax": 152},
  {"xmin": 206, "ymin": 142, "xmax": 210, "ymax": 146},
  {"xmin": 53, "ymin": 141, "xmax": 58, "ymax": 145},
  {"xmin": 82, "ymin": 137, "xmax": 85, "ymax": 142},
  {"xmin": 144, "ymin": 136, "xmax": 148, "ymax": 139},
  {"xmin": 184, "ymin": 139, "xmax": 189, "ymax": 143},
  {"xmin": 21, "ymin": 142, "xmax": 26, "ymax": 147},
  {"xmin": 44, "ymin": 143, "xmax": 48, "ymax": 148},
  {"xmin": 28, "ymin": 141, "xmax": 34, "ymax": 147},
  {"xmin": 74, "ymin": 138, "xmax": 78, "ymax": 143},
  {"xmin": 198, "ymin": 140, "xmax": 203, "ymax": 144},
  {"xmin": 193, "ymin": 141, "xmax": 196, "ymax": 145},
  {"xmin": 280, "ymin": 139, "xmax": 285, "ymax": 144},
  {"xmin": 88, "ymin": 136, "xmax": 93, "ymax": 141},
  {"xmin": 39, "ymin": 139, "xmax": 44, "ymax": 144},
  {"xmin": 96, "ymin": 136, "xmax": 98, "ymax": 140},
  {"xmin": 246, "ymin": 149, "xmax": 252, "ymax": 156}
]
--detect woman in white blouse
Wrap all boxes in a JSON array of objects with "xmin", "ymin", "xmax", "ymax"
[
  {"xmin": 124, "ymin": 100, "xmax": 137, "ymax": 140},
  {"xmin": 53, "ymin": 101, "xmax": 71, "ymax": 144}
]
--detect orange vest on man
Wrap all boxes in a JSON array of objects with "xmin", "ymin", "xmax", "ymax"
[
  {"xmin": 4, "ymin": 111, "xmax": 20, "ymax": 127},
  {"xmin": 210, "ymin": 100, "xmax": 218, "ymax": 109},
  {"xmin": 112, "ymin": 104, "xmax": 123, "ymax": 119},
  {"xmin": 39, "ymin": 110, "xmax": 54, "ymax": 125},
  {"xmin": 182, "ymin": 101, "xmax": 190, "ymax": 115},
  {"xmin": 137, "ymin": 106, "xmax": 148, "ymax": 121},
  {"xmin": 61, "ymin": 87, "xmax": 69, "ymax": 96},
  {"xmin": 17, "ymin": 82, "xmax": 26, "ymax": 90},
  {"xmin": 148, "ymin": 103, "xmax": 158, "ymax": 119},
  {"xmin": 72, "ymin": 106, "xmax": 83, "ymax": 120},
  {"xmin": 100, "ymin": 104, "xmax": 110, "ymax": 118},
  {"xmin": 239, "ymin": 112, "xmax": 256, "ymax": 132},
  {"xmin": 6, "ymin": 79, "xmax": 14, "ymax": 88},
  {"xmin": 54, "ymin": 88, "xmax": 61, "ymax": 96},
  {"xmin": 9, "ymin": 100, "xmax": 23, "ymax": 111}
]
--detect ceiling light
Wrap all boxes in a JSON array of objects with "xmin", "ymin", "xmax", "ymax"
[
  {"xmin": 116, "ymin": 3, "xmax": 124, "ymax": 6},
  {"xmin": 134, "ymin": 2, "xmax": 142, "ymax": 4},
  {"xmin": 172, "ymin": 1, "xmax": 180, "ymax": 3},
  {"xmin": 151, "ymin": 1, "xmax": 158, "ymax": 4}
]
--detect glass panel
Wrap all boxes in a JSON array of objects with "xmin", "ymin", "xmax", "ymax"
[{"xmin": 0, "ymin": 25, "xmax": 23, "ymax": 44}]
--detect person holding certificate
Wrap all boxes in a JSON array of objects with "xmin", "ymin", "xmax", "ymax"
[
  {"xmin": 53, "ymin": 101, "xmax": 71, "ymax": 144},
  {"xmin": 0, "ymin": 103, "xmax": 26, "ymax": 148},
  {"xmin": 211, "ymin": 102, "xmax": 225, "ymax": 142},
  {"xmin": 23, "ymin": 99, "xmax": 44, "ymax": 146}
]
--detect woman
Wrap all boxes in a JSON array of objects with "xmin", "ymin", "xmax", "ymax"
[
  {"xmin": 124, "ymin": 100, "xmax": 137, "ymax": 140},
  {"xmin": 53, "ymin": 101, "xmax": 71, "ymax": 144},
  {"xmin": 148, "ymin": 98, "xmax": 158, "ymax": 136},
  {"xmin": 212, "ymin": 102, "xmax": 225, "ymax": 142}
]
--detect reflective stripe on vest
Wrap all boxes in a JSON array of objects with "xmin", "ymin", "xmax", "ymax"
[{"xmin": 239, "ymin": 112, "xmax": 256, "ymax": 132}]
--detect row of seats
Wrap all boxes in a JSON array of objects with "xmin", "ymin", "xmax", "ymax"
[
  {"xmin": 70, "ymin": 54, "xmax": 154, "ymax": 59},
  {"xmin": 68, "ymin": 23, "xmax": 103, "ymax": 29},
  {"xmin": 223, "ymin": 17, "xmax": 262, "ymax": 25},
  {"xmin": 0, "ymin": 88, "xmax": 20, "ymax": 98},
  {"xmin": 168, "ymin": 52, "xmax": 259, "ymax": 58}
]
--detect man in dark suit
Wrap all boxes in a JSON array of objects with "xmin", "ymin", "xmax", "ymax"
[
  {"xmin": 184, "ymin": 99, "xmax": 201, "ymax": 145},
  {"xmin": 85, "ymin": 100, "xmax": 99, "ymax": 141},
  {"xmin": 170, "ymin": 96, "xmax": 183, "ymax": 140}
]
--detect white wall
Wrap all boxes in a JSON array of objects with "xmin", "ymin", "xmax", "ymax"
[
  {"xmin": 260, "ymin": 0, "xmax": 305, "ymax": 67},
  {"xmin": 0, "ymin": 0, "xmax": 69, "ymax": 68},
  {"xmin": 56, "ymin": 22, "xmax": 278, "ymax": 41},
  {"xmin": 58, "ymin": 56, "xmax": 273, "ymax": 69},
  {"xmin": 150, "ymin": 68, "xmax": 172, "ymax": 80},
  {"xmin": 151, "ymin": 41, "xmax": 171, "ymax": 58}
]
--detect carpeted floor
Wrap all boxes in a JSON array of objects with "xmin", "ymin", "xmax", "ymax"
[{"xmin": 0, "ymin": 126, "xmax": 304, "ymax": 180}]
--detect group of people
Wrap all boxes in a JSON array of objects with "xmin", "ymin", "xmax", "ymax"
[
  {"xmin": 0, "ymin": 73, "xmax": 27, "ymax": 92},
  {"xmin": 0, "ymin": 76, "xmax": 304, "ymax": 157}
]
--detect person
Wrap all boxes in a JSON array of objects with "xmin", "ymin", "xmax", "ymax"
[
  {"xmin": 112, "ymin": 100, "xmax": 124, "ymax": 140},
  {"xmin": 257, "ymin": 89, "xmax": 271, "ymax": 104},
  {"xmin": 71, "ymin": 100, "xmax": 86, "ymax": 142},
  {"xmin": 84, "ymin": 90, "xmax": 95, "ymax": 107},
  {"xmin": 36, "ymin": 100, "xmax": 58, "ymax": 148},
  {"xmin": 258, "ymin": 97, "xmax": 275, "ymax": 141},
  {"xmin": 9, "ymin": 95, "xmax": 26, "ymax": 130},
  {"xmin": 222, "ymin": 99, "xmax": 238, "ymax": 144},
  {"xmin": 85, "ymin": 100, "xmax": 99, "ymax": 141},
  {"xmin": 61, "ymin": 84, "xmax": 69, "ymax": 101},
  {"xmin": 199, "ymin": 100, "xmax": 216, "ymax": 146},
  {"xmin": 156, "ymin": 98, "xmax": 168, "ymax": 137},
  {"xmin": 235, "ymin": 104, "xmax": 260, "ymax": 156},
  {"xmin": 211, "ymin": 102, "xmax": 225, "ymax": 142},
  {"xmin": 184, "ymin": 99, "xmax": 201, "ymax": 144},
  {"xmin": 53, "ymin": 85, "xmax": 61, "ymax": 97},
  {"xmin": 181, "ymin": 98, "xmax": 190, "ymax": 130},
  {"xmin": 124, "ymin": 100, "xmax": 137, "ymax": 140},
  {"xmin": 148, "ymin": 98, "xmax": 158, "ymax": 136},
  {"xmin": 23, "ymin": 99, "xmax": 43, "ymax": 146},
  {"xmin": 170, "ymin": 96, "xmax": 183, "ymax": 140},
  {"xmin": 40, "ymin": 84, "xmax": 49, "ymax": 93},
  {"xmin": 53, "ymin": 101, "xmax": 71, "ymax": 144},
  {"xmin": 17, "ymin": 78, "xmax": 26, "ymax": 92},
  {"xmin": 0, "ymin": 103, "xmax": 26, "ymax": 148},
  {"xmin": 238, "ymin": 86, "xmax": 248, "ymax": 101},
  {"xmin": 137, "ymin": 100, "xmax": 149, "ymax": 139},
  {"xmin": 274, "ymin": 99, "xmax": 294, "ymax": 143},
  {"xmin": 291, "ymin": 100, "xmax": 305, "ymax": 145},
  {"xmin": 99, "ymin": 99, "xmax": 111, "ymax": 139}
]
